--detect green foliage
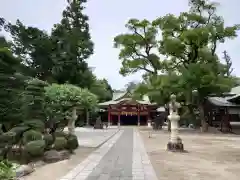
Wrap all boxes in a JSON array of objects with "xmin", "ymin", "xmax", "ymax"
[
  {"xmin": 134, "ymin": 73, "xmax": 181, "ymax": 105},
  {"xmin": 19, "ymin": 120, "xmax": 45, "ymax": 132},
  {"xmin": 43, "ymin": 134, "xmax": 54, "ymax": 149},
  {"xmin": 54, "ymin": 131, "xmax": 69, "ymax": 139},
  {"xmin": 0, "ymin": 132, "xmax": 17, "ymax": 146},
  {"xmin": 1, "ymin": 0, "xmax": 95, "ymax": 88},
  {"xmin": 23, "ymin": 78, "xmax": 48, "ymax": 122},
  {"xmin": 0, "ymin": 42, "xmax": 25, "ymax": 129},
  {"xmin": 45, "ymin": 84, "xmax": 98, "ymax": 121},
  {"xmin": 0, "ymin": 160, "xmax": 16, "ymax": 180},
  {"xmin": 24, "ymin": 140, "xmax": 46, "ymax": 157},
  {"xmin": 114, "ymin": 19, "xmax": 160, "ymax": 76},
  {"xmin": 51, "ymin": 0, "xmax": 94, "ymax": 87},
  {"xmin": 114, "ymin": 0, "xmax": 239, "ymax": 106},
  {"xmin": 8, "ymin": 126, "xmax": 30, "ymax": 143},
  {"xmin": 66, "ymin": 134, "xmax": 79, "ymax": 151},
  {"xmin": 22, "ymin": 130, "xmax": 43, "ymax": 145},
  {"xmin": 90, "ymin": 78, "xmax": 113, "ymax": 102},
  {"xmin": 54, "ymin": 137, "xmax": 67, "ymax": 151}
]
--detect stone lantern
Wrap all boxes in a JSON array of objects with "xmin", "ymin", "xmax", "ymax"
[{"xmin": 167, "ymin": 94, "xmax": 184, "ymax": 152}]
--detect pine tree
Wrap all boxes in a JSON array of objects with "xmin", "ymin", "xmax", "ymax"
[
  {"xmin": 51, "ymin": 0, "xmax": 94, "ymax": 88},
  {"xmin": 0, "ymin": 36, "xmax": 25, "ymax": 129}
]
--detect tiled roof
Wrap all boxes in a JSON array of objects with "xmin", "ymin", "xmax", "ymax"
[
  {"xmin": 207, "ymin": 97, "xmax": 240, "ymax": 107},
  {"xmin": 98, "ymin": 91, "xmax": 154, "ymax": 106}
]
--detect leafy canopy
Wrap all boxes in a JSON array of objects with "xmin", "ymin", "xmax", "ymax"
[
  {"xmin": 114, "ymin": 0, "xmax": 239, "ymax": 103},
  {"xmin": 45, "ymin": 84, "xmax": 98, "ymax": 111},
  {"xmin": 1, "ymin": 0, "xmax": 95, "ymax": 88}
]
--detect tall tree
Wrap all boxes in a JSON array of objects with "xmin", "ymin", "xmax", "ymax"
[
  {"xmin": 90, "ymin": 78, "xmax": 113, "ymax": 102},
  {"xmin": 2, "ymin": 19, "xmax": 55, "ymax": 80},
  {"xmin": 152, "ymin": 0, "xmax": 238, "ymax": 115},
  {"xmin": 0, "ymin": 36, "xmax": 25, "ymax": 129},
  {"xmin": 114, "ymin": 0, "xmax": 239, "ymax": 130},
  {"xmin": 51, "ymin": 0, "xmax": 94, "ymax": 87},
  {"xmin": 113, "ymin": 19, "xmax": 161, "ymax": 76}
]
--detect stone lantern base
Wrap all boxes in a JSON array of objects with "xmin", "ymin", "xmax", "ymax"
[{"xmin": 167, "ymin": 137, "xmax": 184, "ymax": 152}]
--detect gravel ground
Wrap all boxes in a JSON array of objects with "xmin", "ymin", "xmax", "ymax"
[{"xmin": 140, "ymin": 129, "xmax": 240, "ymax": 180}]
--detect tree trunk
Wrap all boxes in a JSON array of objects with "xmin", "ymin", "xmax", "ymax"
[
  {"xmin": 199, "ymin": 104, "xmax": 208, "ymax": 132},
  {"xmin": 68, "ymin": 107, "xmax": 77, "ymax": 135}
]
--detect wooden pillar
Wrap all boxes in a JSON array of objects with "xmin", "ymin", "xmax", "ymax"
[
  {"xmin": 147, "ymin": 111, "xmax": 151, "ymax": 126},
  {"xmin": 138, "ymin": 105, "xmax": 140, "ymax": 126},
  {"xmin": 108, "ymin": 109, "xmax": 111, "ymax": 126},
  {"xmin": 118, "ymin": 111, "xmax": 120, "ymax": 127}
]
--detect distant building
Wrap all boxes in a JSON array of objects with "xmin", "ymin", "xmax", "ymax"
[
  {"xmin": 204, "ymin": 86, "xmax": 240, "ymax": 132},
  {"xmin": 98, "ymin": 90, "xmax": 161, "ymax": 126}
]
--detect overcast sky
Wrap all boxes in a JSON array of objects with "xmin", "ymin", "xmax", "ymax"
[{"xmin": 1, "ymin": 0, "xmax": 240, "ymax": 89}]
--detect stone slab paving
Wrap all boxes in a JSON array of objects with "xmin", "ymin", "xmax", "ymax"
[
  {"xmin": 85, "ymin": 128, "xmax": 133, "ymax": 180},
  {"xmin": 60, "ymin": 127, "xmax": 158, "ymax": 180},
  {"xmin": 64, "ymin": 127, "xmax": 119, "ymax": 148},
  {"xmin": 59, "ymin": 130, "xmax": 124, "ymax": 180},
  {"xmin": 132, "ymin": 129, "xmax": 158, "ymax": 180}
]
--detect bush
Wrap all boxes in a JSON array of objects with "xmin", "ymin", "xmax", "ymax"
[
  {"xmin": 23, "ymin": 130, "xmax": 43, "ymax": 145},
  {"xmin": 24, "ymin": 140, "xmax": 45, "ymax": 157},
  {"xmin": 54, "ymin": 131, "xmax": 68, "ymax": 138},
  {"xmin": 66, "ymin": 134, "xmax": 79, "ymax": 151},
  {"xmin": 54, "ymin": 137, "xmax": 67, "ymax": 151},
  {"xmin": 0, "ymin": 131, "xmax": 17, "ymax": 146},
  {"xmin": 9, "ymin": 126, "xmax": 30, "ymax": 142},
  {"xmin": 20, "ymin": 120, "xmax": 45, "ymax": 132},
  {"xmin": 0, "ymin": 160, "xmax": 16, "ymax": 180},
  {"xmin": 43, "ymin": 134, "xmax": 54, "ymax": 149}
]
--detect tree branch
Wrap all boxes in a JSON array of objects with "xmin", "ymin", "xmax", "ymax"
[{"xmin": 132, "ymin": 26, "xmax": 158, "ymax": 74}]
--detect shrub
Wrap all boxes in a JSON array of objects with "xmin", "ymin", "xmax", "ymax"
[
  {"xmin": 43, "ymin": 134, "xmax": 54, "ymax": 149},
  {"xmin": 9, "ymin": 126, "xmax": 30, "ymax": 142},
  {"xmin": 66, "ymin": 134, "xmax": 79, "ymax": 151},
  {"xmin": 0, "ymin": 131, "xmax": 17, "ymax": 146},
  {"xmin": 54, "ymin": 137, "xmax": 67, "ymax": 151},
  {"xmin": 0, "ymin": 160, "xmax": 16, "ymax": 180},
  {"xmin": 22, "ymin": 130, "xmax": 43, "ymax": 145},
  {"xmin": 54, "ymin": 131, "xmax": 68, "ymax": 138},
  {"xmin": 20, "ymin": 120, "xmax": 45, "ymax": 132},
  {"xmin": 24, "ymin": 140, "xmax": 45, "ymax": 157}
]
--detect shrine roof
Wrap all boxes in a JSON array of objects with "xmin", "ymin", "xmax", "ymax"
[
  {"xmin": 98, "ymin": 91, "xmax": 155, "ymax": 106},
  {"xmin": 207, "ymin": 97, "xmax": 240, "ymax": 107},
  {"xmin": 98, "ymin": 98, "xmax": 155, "ymax": 106}
]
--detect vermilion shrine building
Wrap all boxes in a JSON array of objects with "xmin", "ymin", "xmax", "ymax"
[{"xmin": 98, "ymin": 91, "xmax": 161, "ymax": 126}]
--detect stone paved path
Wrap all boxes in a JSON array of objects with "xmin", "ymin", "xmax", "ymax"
[
  {"xmin": 85, "ymin": 128, "xmax": 133, "ymax": 180},
  {"xmin": 59, "ymin": 127, "xmax": 157, "ymax": 180}
]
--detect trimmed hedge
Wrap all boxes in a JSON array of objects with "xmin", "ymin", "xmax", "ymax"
[
  {"xmin": 24, "ymin": 140, "xmax": 46, "ymax": 157},
  {"xmin": 66, "ymin": 134, "xmax": 79, "ymax": 151},
  {"xmin": 54, "ymin": 137, "xmax": 67, "ymax": 151},
  {"xmin": 22, "ymin": 130, "xmax": 43, "ymax": 145}
]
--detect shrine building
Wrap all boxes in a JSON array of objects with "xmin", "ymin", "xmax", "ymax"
[{"xmin": 98, "ymin": 91, "xmax": 160, "ymax": 126}]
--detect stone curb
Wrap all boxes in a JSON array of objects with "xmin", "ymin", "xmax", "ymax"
[{"xmin": 59, "ymin": 129, "xmax": 123, "ymax": 180}]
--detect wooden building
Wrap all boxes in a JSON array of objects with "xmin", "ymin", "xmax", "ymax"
[
  {"xmin": 204, "ymin": 94, "xmax": 240, "ymax": 132},
  {"xmin": 98, "ymin": 91, "xmax": 159, "ymax": 126}
]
